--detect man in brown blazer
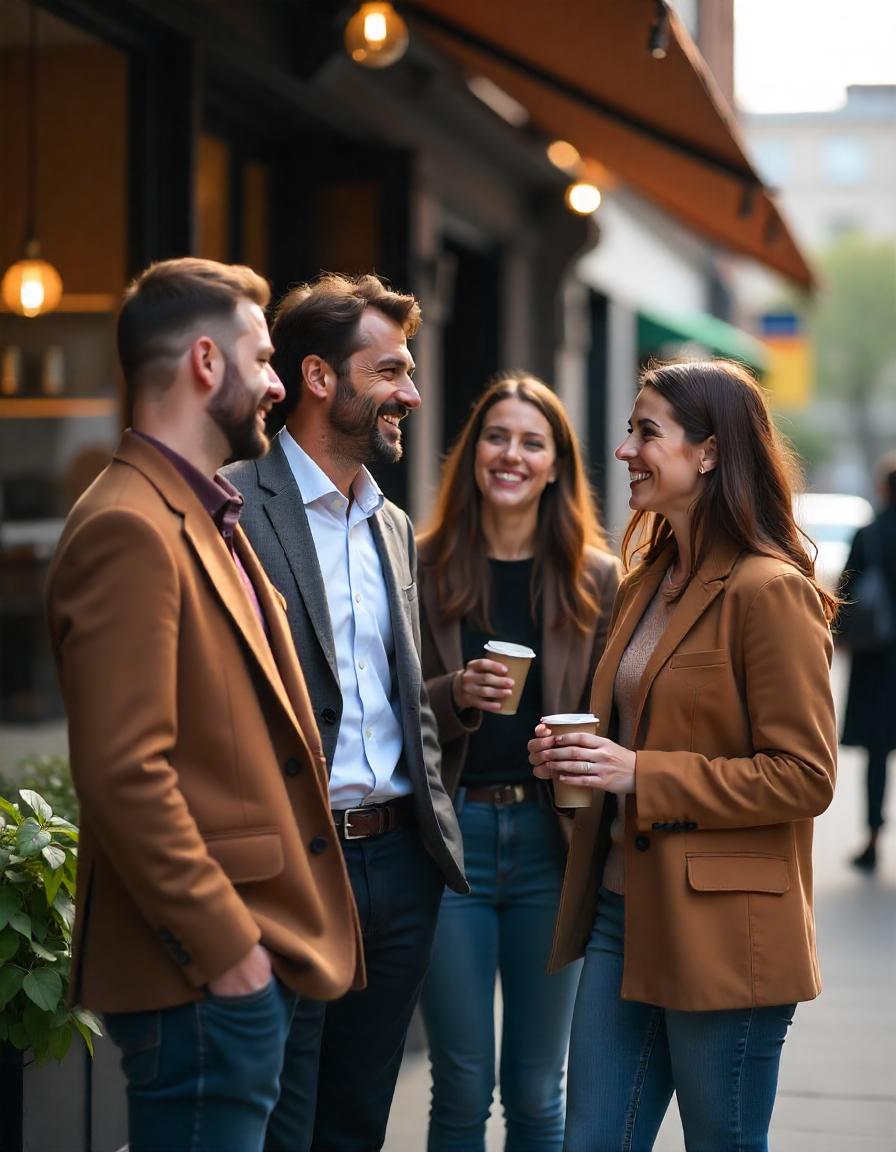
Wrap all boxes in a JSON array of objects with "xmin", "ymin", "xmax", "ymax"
[{"xmin": 45, "ymin": 258, "xmax": 362, "ymax": 1152}]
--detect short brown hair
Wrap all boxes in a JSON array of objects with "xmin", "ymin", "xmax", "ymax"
[
  {"xmin": 117, "ymin": 257, "xmax": 270, "ymax": 396},
  {"xmin": 270, "ymin": 272, "xmax": 421, "ymax": 418}
]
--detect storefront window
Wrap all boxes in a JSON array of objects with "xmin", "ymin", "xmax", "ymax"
[{"xmin": 0, "ymin": 2, "xmax": 126, "ymax": 740}]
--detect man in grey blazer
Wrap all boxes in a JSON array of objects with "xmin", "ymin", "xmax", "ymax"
[{"xmin": 223, "ymin": 273, "xmax": 467, "ymax": 1152}]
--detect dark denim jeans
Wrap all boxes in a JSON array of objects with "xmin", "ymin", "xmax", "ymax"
[
  {"xmin": 564, "ymin": 889, "xmax": 796, "ymax": 1152},
  {"xmin": 420, "ymin": 793, "xmax": 581, "ymax": 1152},
  {"xmin": 104, "ymin": 977, "xmax": 296, "ymax": 1152},
  {"xmin": 265, "ymin": 823, "xmax": 444, "ymax": 1152}
]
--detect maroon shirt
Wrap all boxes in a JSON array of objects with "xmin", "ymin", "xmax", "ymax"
[{"xmin": 134, "ymin": 432, "xmax": 268, "ymax": 635}]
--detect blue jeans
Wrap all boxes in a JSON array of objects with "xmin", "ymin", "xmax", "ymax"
[
  {"xmin": 565, "ymin": 889, "xmax": 796, "ymax": 1152},
  {"xmin": 420, "ymin": 793, "xmax": 581, "ymax": 1152},
  {"xmin": 104, "ymin": 977, "xmax": 296, "ymax": 1152},
  {"xmin": 265, "ymin": 824, "xmax": 444, "ymax": 1152}
]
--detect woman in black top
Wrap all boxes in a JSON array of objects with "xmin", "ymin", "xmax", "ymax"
[{"xmin": 417, "ymin": 373, "xmax": 619, "ymax": 1151}]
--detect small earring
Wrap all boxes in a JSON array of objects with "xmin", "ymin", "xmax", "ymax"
[{"xmin": 698, "ymin": 465, "xmax": 705, "ymax": 474}]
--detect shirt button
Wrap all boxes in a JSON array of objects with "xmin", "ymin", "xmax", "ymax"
[
  {"xmin": 284, "ymin": 757, "xmax": 302, "ymax": 777},
  {"xmin": 358, "ymin": 659, "xmax": 366, "ymax": 670},
  {"xmin": 310, "ymin": 836, "xmax": 329, "ymax": 855},
  {"xmin": 322, "ymin": 707, "xmax": 338, "ymax": 725},
  {"xmin": 355, "ymin": 592, "xmax": 362, "ymax": 603},
  {"xmin": 634, "ymin": 835, "xmax": 651, "ymax": 852},
  {"xmin": 365, "ymin": 727, "xmax": 373, "ymax": 739}
]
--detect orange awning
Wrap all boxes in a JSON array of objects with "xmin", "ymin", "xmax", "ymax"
[{"xmin": 405, "ymin": 0, "xmax": 813, "ymax": 289}]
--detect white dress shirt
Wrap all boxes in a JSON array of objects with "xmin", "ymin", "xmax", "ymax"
[{"xmin": 281, "ymin": 431, "xmax": 410, "ymax": 808}]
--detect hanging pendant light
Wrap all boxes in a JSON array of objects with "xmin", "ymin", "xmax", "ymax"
[
  {"xmin": 344, "ymin": 2, "xmax": 409, "ymax": 69},
  {"xmin": 1, "ymin": 3, "xmax": 63, "ymax": 317}
]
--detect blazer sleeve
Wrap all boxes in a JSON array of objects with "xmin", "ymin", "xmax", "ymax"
[
  {"xmin": 634, "ymin": 570, "xmax": 837, "ymax": 830},
  {"xmin": 46, "ymin": 508, "xmax": 261, "ymax": 987},
  {"xmin": 417, "ymin": 562, "xmax": 482, "ymax": 745}
]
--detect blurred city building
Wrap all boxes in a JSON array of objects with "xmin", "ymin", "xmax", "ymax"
[{"xmin": 731, "ymin": 84, "xmax": 896, "ymax": 495}]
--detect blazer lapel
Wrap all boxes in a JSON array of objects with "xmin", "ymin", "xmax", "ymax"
[
  {"xmin": 541, "ymin": 565, "xmax": 572, "ymax": 716},
  {"xmin": 369, "ymin": 512, "xmax": 415, "ymax": 685},
  {"xmin": 257, "ymin": 438, "xmax": 339, "ymax": 684},
  {"xmin": 596, "ymin": 538, "xmax": 742, "ymax": 745},
  {"xmin": 234, "ymin": 531, "xmax": 330, "ymax": 790},
  {"xmin": 420, "ymin": 562, "xmax": 463, "ymax": 676},
  {"xmin": 180, "ymin": 509, "xmax": 307, "ymax": 734}
]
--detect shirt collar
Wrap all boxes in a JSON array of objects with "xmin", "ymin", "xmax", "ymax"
[
  {"xmin": 280, "ymin": 427, "xmax": 383, "ymax": 518},
  {"xmin": 133, "ymin": 430, "xmax": 243, "ymax": 531}
]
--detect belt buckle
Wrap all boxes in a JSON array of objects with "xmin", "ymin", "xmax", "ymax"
[
  {"xmin": 342, "ymin": 806, "xmax": 372, "ymax": 840},
  {"xmin": 494, "ymin": 784, "xmax": 525, "ymax": 806}
]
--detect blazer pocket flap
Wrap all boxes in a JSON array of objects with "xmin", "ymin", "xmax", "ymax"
[
  {"xmin": 670, "ymin": 649, "xmax": 728, "ymax": 669},
  {"xmin": 686, "ymin": 853, "xmax": 790, "ymax": 894},
  {"xmin": 205, "ymin": 828, "xmax": 284, "ymax": 883}
]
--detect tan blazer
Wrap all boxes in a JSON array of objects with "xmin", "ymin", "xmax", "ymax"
[
  {"xmin": 46, "ymin": 433, "xmax": 363, "ymax": 1013},
  {"xmin": 549, "ymin": 538, "xmax": 838, "ymax": 1010},
  {"xmin": 419, "ymin": 546, "xmax": 621, "ymax": 796}
]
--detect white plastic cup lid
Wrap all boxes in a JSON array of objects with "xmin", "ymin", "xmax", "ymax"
[
  {"xmin": 484, "ymin": 641, "xmax": 536, "ymax": 659},
  {"xmin": 541, "ymin": 713, "xmax": 598, "ymax": 725}
]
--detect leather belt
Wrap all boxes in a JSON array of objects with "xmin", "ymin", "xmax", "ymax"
[
  {"xmin": 464, "ymin": 781, "xmax": 539, "ymax": 806},
  {"xmin": 331, "ymin": 796, "xmax": 416, "ymax": 841}
]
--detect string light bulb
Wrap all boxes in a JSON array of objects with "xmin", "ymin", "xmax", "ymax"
[
  {"xmin": 565, "ymin": 181, "xmax": 602, "ymax": 216},
  {"xmin": 1, "ymin": 4, "xmax": 63, "ymax": 318},
  {"xmin": 1, "ymin": 241, "xmax": 63, "ymax": 317},
  {"xmin": 344, "ymin": 3, "xmax": 409, "ymax": 69}
]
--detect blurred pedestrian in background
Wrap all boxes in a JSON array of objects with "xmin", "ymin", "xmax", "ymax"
[
  {"xmin": 529, "ymin": 360, "xmax": 838, "ymax": 1152},
  {"xmin": 417, "ymin": 373, "xmax": 619, "ymax": 1152},
  {"xmin": 839, "ymin": 450, "xmax": 896, "ymax": 873}
]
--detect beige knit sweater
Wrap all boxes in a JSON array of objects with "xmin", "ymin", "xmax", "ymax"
[{"xmin": 602, "ymin": 576, "xmax": 674, "ymax": 894}]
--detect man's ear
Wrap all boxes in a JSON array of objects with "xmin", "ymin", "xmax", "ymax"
[
  {"xmin": 190, "ymin": 336, "xmax": 219, "ymax": 394},
  {"xmin": 302, "ymin": 354, "xmax": 331, "ymax": 399}
]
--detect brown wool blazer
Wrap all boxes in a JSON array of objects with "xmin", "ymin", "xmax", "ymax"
[
  {"xmin": 46, "ymin": 432, "xmax": 364, "ymax": 1013},
  {"xmin": 419, "ymin": 546, "xmax": 621, "ymax": 797},
  {"xmin": 549, "ymin": 538, "xmax": 838, "ymax": 1011}
]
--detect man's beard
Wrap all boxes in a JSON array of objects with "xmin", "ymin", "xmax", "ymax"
[
  {"xmin": 209, "ymin": 356, "xmax": 269, "ymax": 462},
  {"xmin": 328, "ymin": 373, "xmax": 405, "ymax": 467}
]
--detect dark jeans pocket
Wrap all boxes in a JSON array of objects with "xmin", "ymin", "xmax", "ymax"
[{"xmin": 103, "ymin": 1009, "xmax": 162, "ymax": 1088}]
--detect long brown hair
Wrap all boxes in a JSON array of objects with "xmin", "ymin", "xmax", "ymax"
[
  {"xmin": 417, "ymin": 372, "xmax": 610, "ymax": 635},
  {"xmin": 621, "ymin": 359, "xmax": 837, "ymax": 621}
]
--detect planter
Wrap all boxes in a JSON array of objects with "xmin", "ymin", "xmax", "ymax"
[{"xmin": 0, "ymin": 1034, "xmax": 126, "ymax": 1152}]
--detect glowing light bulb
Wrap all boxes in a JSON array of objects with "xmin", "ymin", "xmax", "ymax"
[
  {"xmin": 344, "ymin": 3, "xmax": 409, "ymax": 69},
  {"xmin": 364, "ymin": 12, "xmax": 387, "ymax": 43},
  {"xmin": 1, "ymin": 252, "xmax": 63, "ymax": 317},
  {"xmin": 565, "ymin": 181, "xmax": 602, "ymax": 215}
]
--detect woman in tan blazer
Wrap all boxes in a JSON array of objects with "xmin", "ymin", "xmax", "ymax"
[
  {"xmin": 417, "ymin": 373, "xmax": 619, "ymax": 1152},
  {"xmin": 529, "ymin": 360, "xmax": 838, "ymax": 1152}
]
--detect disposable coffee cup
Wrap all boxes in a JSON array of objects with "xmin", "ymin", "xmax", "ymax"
[
  {"xmin": 541, "ymin": 713, "xmax": 599, "ymax": 808},
  {"xmin": 483, "ymin": 640, "xmax": 536, "ymax": 716}
]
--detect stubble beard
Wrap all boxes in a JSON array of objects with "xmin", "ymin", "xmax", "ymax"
[
  {"xmin": 209, "ymin": 355, "xmax": 269, "ymax": 462},
  {"xmin": 328, "ymin": 373, "xmax": 403, "ymax": 468}
]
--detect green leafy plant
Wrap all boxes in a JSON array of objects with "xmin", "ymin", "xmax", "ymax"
[
  {"xmin": 0, "ymin": 789, "xmax": 100, "ymax": 1062},
  {"xmin": 0, "ymin": 756, "xmax": 78, "ymax": 827}
]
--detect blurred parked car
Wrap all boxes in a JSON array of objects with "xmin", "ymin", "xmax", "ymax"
[{"xmin": 793, "ymin": 492, "xmax": 874, "ymax": 592}]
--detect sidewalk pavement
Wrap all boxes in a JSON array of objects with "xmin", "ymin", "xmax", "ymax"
[{"xmin": 387, "ymin": 660, "xmax": 896, "ymax": 1151}]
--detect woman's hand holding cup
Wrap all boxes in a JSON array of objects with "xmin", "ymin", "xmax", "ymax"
[
  {"xmin": 529, "ymin": 717, "xmax": 637, "ymax": 800},
  {"xmin": 452, "ymin": 657, "xmax": 515, "ymax": 712}
]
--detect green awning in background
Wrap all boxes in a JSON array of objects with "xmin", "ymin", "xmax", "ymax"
[{"xmin": 637, "ymin": 307, "xmax": 769, "ymax": 375}]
